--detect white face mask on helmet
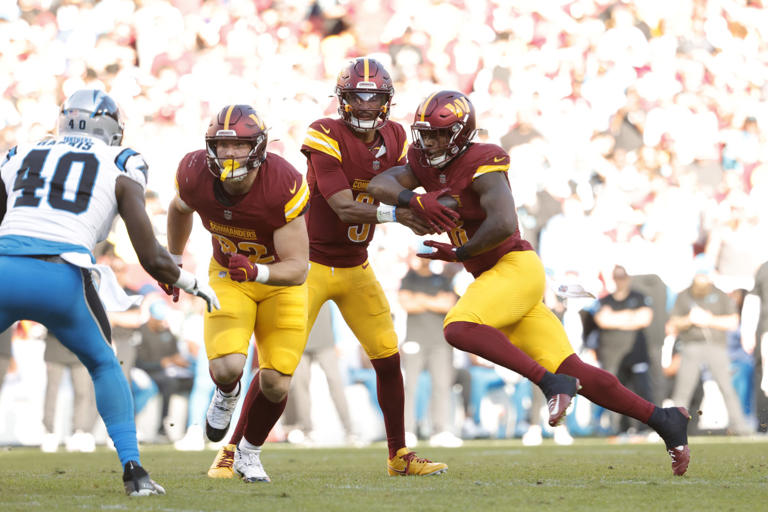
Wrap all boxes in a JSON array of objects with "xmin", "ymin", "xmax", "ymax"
[{"xmin": 57, "ymin": 89, "xmax": 125, "ymax": 146}]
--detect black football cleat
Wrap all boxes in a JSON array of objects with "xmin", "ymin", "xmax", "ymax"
[
  {"xmin": 123, "ymin": 461, "xmax": 166, "ymax": 496},
  {"xmin": 543, "ymin": 374, "xmax": 581, "ymax": 427}
]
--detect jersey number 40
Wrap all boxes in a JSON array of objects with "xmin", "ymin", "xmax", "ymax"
[{"xmin": 13, "ymin": 149, "xmax": 97, "ymax": 214}]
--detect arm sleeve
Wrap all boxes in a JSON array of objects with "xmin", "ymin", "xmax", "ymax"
[{"xmin": 309, "ymin": 151, "xmax": 351, "ymax": 200}]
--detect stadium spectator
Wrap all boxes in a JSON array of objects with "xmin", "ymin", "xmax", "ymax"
[
  {"xmin": 0, "ymin": 325, "xmax": 11, "ymax": 388},
  {"xmin": 284, "ymin": 301, "xmax": 356, "ymax": 446},
  {"xmin": 398, "ymin": 248, "xmax": 462, "ymax": 448},
  {"xmin": 740, "ymin": 259, "xmax": 768, "ymax": 433},
  {"xmin": 0, "ymin": 88, "xmax": 217, "ymax": 496},
  {"xmin": 134, "ymin": 299, "xmax": 194, "ymax": 443},
  {"xmin": 667, "ymin": 256, "xmax": 753, "ymax": 435},
  {"xmin": 40, "ymin": 331, "xmax": 98, "ymax": 453},
  {"xmin": 163, "ymin": 104, "xmax": 310, "ymax": 483},
  {"xmin": 299, "ymin": 57, "xmax": 446, "ymax": 476},
  {"xmin": 592, "ymin": 265, "xmax": 654, "ymax": 434}
]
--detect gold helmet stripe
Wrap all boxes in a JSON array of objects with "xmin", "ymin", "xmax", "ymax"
[
  {"xmin": 420, "ymin": 92, "xmax": 440, "ymax": 123},
  {"xmin": 223, "ymin": 105, "xmax": 236, "ymax": 130},
  {"xmin": 363, "ymin": 58, "xmax": 369, "ymax": 81},
  {"xmin": 249, "ymin": 114, "xmax": 264, "ymax": 129}
]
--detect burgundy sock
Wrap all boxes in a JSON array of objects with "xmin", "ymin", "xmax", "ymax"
[
  {"xmin": 444, "ymin": 321, "xmax": 547, "ymax": 383},
  {"xmin": 556, "ymin": 354, "xmax": 655, "ymax": 422},
  {"xmin": 242, "ymin": 384, "xmax": 287, "ymax": 447},
  {"xmin": 210, "ymin": 368, "xmax": 242, "ymax": 394},
  {"xmin": 370, "ymin": 353, "xmax": 406, "ymax": 459},
  {"xmin": 228, "ymin": 372, "xmax": 259, "ymax": 446}
]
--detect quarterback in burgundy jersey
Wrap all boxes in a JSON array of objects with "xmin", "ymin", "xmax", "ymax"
[
  {"xmin": 368, "ymin": 90, "xmax": 692, "ymax": 476},
  {"xmin": 163, "ymin": 105, "xmax": 309, "ymax": 484},
  {"xmin": 300, "ymin": 57, "xmax": 446, "ymax": 476}
]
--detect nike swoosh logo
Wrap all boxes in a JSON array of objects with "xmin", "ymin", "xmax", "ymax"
[
  {"xmin": 387, "ymin": 463, "xmax": 407, "ymax": 475},
  {"xmin": 319, "ymin": 124, "xmax": 330, "ymax": 134},
  {"xmin": 416, "ymin": 196, "xmax": 424, "ymax": 209},
  {"xmin": 494, "ymin": 156, "xmax": 506, "ymax": 162},
  {"xmin": 289, "ymin": 181, "xmax": 297, "ymax": 193}
]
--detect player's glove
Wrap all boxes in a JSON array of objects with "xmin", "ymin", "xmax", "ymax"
[
  {"xmin": 228, "ymin": 253, "xmax": 270, "ymax": 283},
  {"xmin": 417, "ymin": 240, "xmax": 469, "ymax": 262},
  {"xmin": 158, "ymin": 254, "xmax": 183, "ymax": 302},
  {"xmin": 173, "ymin": 268, "xmax": 221, "ymax": 312},
  {"xmin": 408, "ymin": 188, "xmax": 459, "ymax": 232}
]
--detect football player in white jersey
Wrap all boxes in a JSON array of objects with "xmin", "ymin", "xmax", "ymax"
[{"xmin": 0, "ymin": 89, "xmax": 220, "ymax": 496}]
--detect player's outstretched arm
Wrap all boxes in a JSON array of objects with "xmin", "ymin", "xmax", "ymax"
[
  {"xmin": 367, "ymin": 164, "xmax": 420, "ymax": 205},
  {"xmin": 116, "ymin": 176, "xmax": 219, "ymax": 311},
  {"xmin": 167, "ymin": 194, "xmax": 194, "ymax": 257},
  {"xmin": 228, "ymin": 214, "xmax": 309, "ymax": 286},
  {"xmin": 0, "ymin": 177, "xmax": 6, "ymax": 224}
]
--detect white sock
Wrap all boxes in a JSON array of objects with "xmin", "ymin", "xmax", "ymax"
[
  {"xmin": 220, "ymin": 381, "xmax": 241, "ymax": 397},
  {"xmin": 239, "ymin": 438, "xmax": 261, "ymax": 452}
]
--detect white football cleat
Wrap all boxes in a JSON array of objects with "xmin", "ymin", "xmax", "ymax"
[
  {"xmin": 233, "ymin": 444, "xmax": 270, "ymax": 483},
  {"xmin": 205, "ymin": 383, "xmax": 240, "ymax": 442}
]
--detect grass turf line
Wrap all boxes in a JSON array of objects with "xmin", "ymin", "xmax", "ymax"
[{"xmin": 1, "ymin": 437, "xmax": 767, "ymax": 511}]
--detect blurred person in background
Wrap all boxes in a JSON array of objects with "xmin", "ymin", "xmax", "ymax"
[
  {"xmin": 740, "ymin": 259, "xmax": 768, "ymax": 433},
  {"xmin": 369, "ymin": 89, "xmax": 692, "ymax": 476},
  {"xmin": 134, "ymin": 299, "xmax": 193, "ymax": 443},
  {"xmin": 0, "ymin": 325, "xmax": 12, "ymax": 388},
  {"xmin": 40, "ymin": 331, "xmax": 98, "ymax": 453},
  {"xmin": 667, "ymin": 256, "xmax": 753, "ymax": 436},
  {"xmin": 283, "ymin": 301, "xmax": 356, "ymax": 446},
  {"xmin": 398, "ymin": 246, "xmax": 462, "ymax": 448},
  {"xmin": 592, "ymin": 265, "xmax": 654, "ymax": 435},
  {"xmin": 163, "ymin": 104, "xmax": 309, "ymax": 483},
  {"xmin": 0, "ymin": 88, "xmax": 217, "ymax": 496},
  {"xmin": 300, "ymin": 57, "xmax": 446, "ymax": 476}
]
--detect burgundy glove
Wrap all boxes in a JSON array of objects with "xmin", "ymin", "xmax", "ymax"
[
  {"xmin": 409, "ymin": 188, "xmax": 459, "ymax": 232},
  {"xmin": 228, "ymin": 253, "xmax": 259, "ymax": 282},
  {"xmin": 158, "ymin": 263, "xmax": 181, "ymax": 302},
  {"xmin": 417, "ymin": 240, "xmax": 458, "ymax": 262}
]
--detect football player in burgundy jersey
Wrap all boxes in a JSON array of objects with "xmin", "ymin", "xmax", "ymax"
[
  {"xmin": 162, "ymin": 105, "xmax": 310, "ymax": 483},
  {"xmin": 300, "ymin": 57, "xmax": 446, "ymax": 476},
  {"xmin": 368, "ymin": 90, "xmax": 692, "ymax": 477}
]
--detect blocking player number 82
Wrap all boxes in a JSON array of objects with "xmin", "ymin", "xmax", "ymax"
[{"xmin": 12, "ymin": 148, "xmax": 98, "ymax": 214}]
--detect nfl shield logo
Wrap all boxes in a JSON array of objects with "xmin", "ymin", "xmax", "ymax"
[
  {"xmin": 372, "ymin": 160, "xmax": 380, "ymax": 171},
  {"xmin": 439, "ymin": 174, "xmax": 447, "ymax": 184},
  {"xmin": 223, "ymin": 210, "xmax": 232, "ymax": 220}
]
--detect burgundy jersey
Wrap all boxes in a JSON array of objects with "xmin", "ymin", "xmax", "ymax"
[
  {"xmin": 301, "ymin": 117, "xmax": 408, "ymax": 267},
  {"xmin": 408, "ymin": 142, "xmax": 533, "ymax": 277},
  {"xmin": 175, "ymin": 150, "xmax": 309, "ymax": 267}
]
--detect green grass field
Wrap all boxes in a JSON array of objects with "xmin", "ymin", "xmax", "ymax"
[{"xmin": 1, "ymin": 437, "xmax": 767, "ymax": 511}]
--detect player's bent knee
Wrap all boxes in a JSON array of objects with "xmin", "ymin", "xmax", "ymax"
[
  {"xmin": 209, "ymin": 353, "xmax": 246, "ymax": 384},
  {"xmin": 260, "ymin": 369, "xmax": 291, "ymax": 402}
]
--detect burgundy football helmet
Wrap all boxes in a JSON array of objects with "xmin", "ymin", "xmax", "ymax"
[
  {"xmin": 205, "ymin": 105, "xmax": 268, "ymax": 181},
  {"xmin": 411, "ymin": 90, "xmax": 477, "ymax": 168},
  {"xmin": 335, "ymin": 57, "xmax": 394, "ymax": 131}
]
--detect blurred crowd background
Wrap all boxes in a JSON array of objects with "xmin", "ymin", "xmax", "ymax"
[{"xmin": 2, "ymin": 0, "xmax": 768, "ymax": 451}]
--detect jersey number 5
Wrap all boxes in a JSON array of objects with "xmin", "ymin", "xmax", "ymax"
[{"xmin": 13, "ymin": 149, "xmax": 98, "ymax": 214}]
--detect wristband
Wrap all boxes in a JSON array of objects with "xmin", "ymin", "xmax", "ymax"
[
  {"xmin": 170, "ymin": 253, "xmax": 183, "ymax": 265},
  {"xmin": 376, "ymin": 203, "xmax": 397, "ymax": 223},
  {"xmin": 397, "ymin": 189, "xmax": 416, "ymax": 207},
  {"xmin": 174, "ymin": 267, "xmax": 197, "ymax": 291},
  {"xmin": 454, "ymin": 246, "xmax": 470, "ymax": 261},
  {"xmin": 254, "ymin": 263, "xmax": 270, "ymax": 284}
]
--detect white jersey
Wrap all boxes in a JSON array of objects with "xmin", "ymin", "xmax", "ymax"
[{"xmin": 0, "ymin": 135, "xmax": 147, "ymax": 256}]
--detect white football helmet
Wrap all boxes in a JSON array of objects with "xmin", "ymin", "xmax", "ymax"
[{"xmin": 58, "ymin": 89, "xmax": 125, "ymax": 146}]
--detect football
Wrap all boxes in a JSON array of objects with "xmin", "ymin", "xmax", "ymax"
[{"xmin": 438, "ymin": 195, "xmax": 459, "ymax": 211}]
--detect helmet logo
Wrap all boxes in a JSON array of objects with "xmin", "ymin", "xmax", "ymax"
[
  {"xmin": 355, "ymin": 81, "xmax": 377, "ymax": 89},
  {"xmin": 444, "ymin": 97, "xmax": 471, "ymax": 119}
]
